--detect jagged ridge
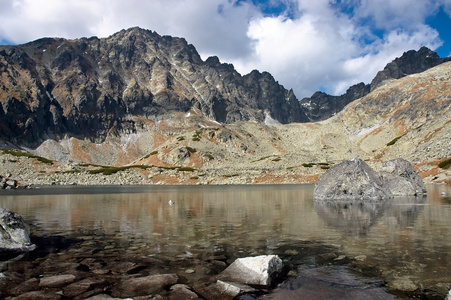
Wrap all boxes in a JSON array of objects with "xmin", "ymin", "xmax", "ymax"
[
  {"xmin": 0, "ymin": 27, "xmax": 307, "ymax": 147},
  {"xmin": 300, "ymin": 47, "xmax": 450, "ymax": 122}
]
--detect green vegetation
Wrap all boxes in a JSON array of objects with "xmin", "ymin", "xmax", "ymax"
[
  {"xmin": 286, "ymin": 166, "xmax": 295, "ymax": 170},
  {"xmin": 60, "ymin": 169, "xmax": 82, "ymax": 174},
  {"xmin": 177, "ymin": 136, "xmax": 186, "ymax": 141},
  {"xmin": 272, "ymin": 158, "xmax": 282, "ymax": 162},
  {"xmin": 223, "ymin": 174, "xmax": 239, "ymax": 178},
  {"xmin": 185, "ymin": 147, "xmax": 197, "ymax": 153},
  {"xmin": 204, "ymin": 153, "xmax": 214, "ymax": 160},
  {"xmin": 143, "ymin": 150, "xmax": 159, "ymax": 159},
  {"xmin": 387, "ymin": 134, "xmax": 406, "ymax": 146},
  {"xmin": 302, "ymin": 163, "xmax": 315, "ymax": 168},
  {"xmin": 190, "ymin": 176, "xmax": 199, "ymax": 180},
  {"xmin": 88, "ymin": 165, "xmax": 153, "ymax": 175},
  {"xmin": 192, "ymin": 130, "xmax": 202, "ymax": 141},
  {"xmin": 320, "ymin": 166, "xmax": 330, "ymax": 170},
  {"xmin": 253, "ymin": 156, "xmax": 271, "ymax": 162},
  {"xmin": 0, "ymin": 148, "xmax": 53, "ymax": 164},
  {"xmin": 178, "ymin": 167, "xmax": 196, "ymax": 172},
  {"xmin": 438, "ymin": 158, "xmax": 451, "ymax": 169}
]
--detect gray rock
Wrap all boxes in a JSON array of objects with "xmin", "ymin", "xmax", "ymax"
[
  {"xmin": 314, "ymin": 158, "xmax": 391, "ymax": 201},
  {"xmin": 379, "ymin": 158, "xmax": 427, "ymax": 196},
  {"xmin": 215, "ymin": 280, "xmax": 257, "ymax": 298},
  {"xmin": 39, "ymin": 274, "xmax": 77, "ymax": 288},
  {"xmin": 111, "ymin": 274, "xmax": 178, "ymax": 297},
  {"xmin": 169, "ymin": 284, "xmax": 200, "ymax": 300},
  {"xmin": 217, "ymin": 255, "xmax": 283, "ymax": 287},
  {"xmin": 0, "ymin": 207, "xmax": 36, "ymax": 254}
]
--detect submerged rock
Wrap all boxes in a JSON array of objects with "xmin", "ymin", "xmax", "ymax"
[
  {"xmin": 0, "ymin": 207, "xmax": 36, "ymax": 254},
  {"xmin": 379, "ymin": 158, "xmax": 427, "ymax": 196},
  {"xmin": 314, "ymin": 158, "xmax": 391, "ymax": 201},
  {"xmin": 217, "ymin": 255, "xmax": 283, "ymax": 287}
]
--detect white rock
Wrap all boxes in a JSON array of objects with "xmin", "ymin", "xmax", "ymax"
[{"xmin": 218, "ymin": 255, "xmax": 283, "ymax": 286}]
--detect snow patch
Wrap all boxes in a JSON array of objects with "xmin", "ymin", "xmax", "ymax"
[
  {"xmin": 357, "ymin": 124, "xmax": 380, "ymax": 136},
  {"xmin": 120, "ymin": 133, "xmax": 140, "ymax": 154},
  {"xmin": 264, "ymin": 111, "xmax": 281, "ymax": 126}
]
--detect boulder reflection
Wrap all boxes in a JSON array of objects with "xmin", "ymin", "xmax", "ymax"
[{"xmin": 314, "ymin": 196, "xmax": 426, "ymax": 237}]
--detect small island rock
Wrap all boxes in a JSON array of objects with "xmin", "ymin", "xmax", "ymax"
[
  {"xmin": 314, "ymin": 158, "xmax": 391, "ymax": 201},
  {"xmin": 379, "ymin": 158, "xmax": 427, "ymax": 196}
]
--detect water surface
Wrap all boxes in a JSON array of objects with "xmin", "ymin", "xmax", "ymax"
[{"xmin": 0, "ymin": 184, "xmax": 450, "ymax": 298}]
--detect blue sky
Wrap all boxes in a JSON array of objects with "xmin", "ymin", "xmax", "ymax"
[{"xmin": 0, "ymin": 0, "xmax": 450, "ymax": 98}]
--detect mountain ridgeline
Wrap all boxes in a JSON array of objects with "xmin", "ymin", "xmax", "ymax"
[
  {"xmin": 0, "ymin": 27, "xmax": 449, "ymax": 147},
  {"xmin": 0, "ymin": 27, "xmax": 306, "ymax": 147},
  {"xmin": 300, "ymin": 47, "xmax": 450, "ymax": 121}
]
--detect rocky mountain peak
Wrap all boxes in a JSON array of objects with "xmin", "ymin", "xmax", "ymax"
[
  {"xmin": 0, "ymin": 27, "xmax": 307, "ymax": 147},
  {"xmin": 301, "ymin": 47, "xmax": 450, "ymax": 122}
]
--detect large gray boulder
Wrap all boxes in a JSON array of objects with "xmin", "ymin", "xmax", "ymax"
[
  {"xmin": 314, "ymin": 158, "xmax": 391, "ymax": 201},
  {"xmin": 314, "ymin": 157, "xmax": 427, "ymax": 201},
  {"xmin": 379, "ymin": 158, "xmax": 427, "ymax": 196},
  {"xmin": 0, "ymin": 207, "xmax": 36, "ymax": 254}
]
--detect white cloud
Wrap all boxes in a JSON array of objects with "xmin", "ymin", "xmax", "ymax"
[{"xmin": 0, "ymin": 0, "xmax": 447, "ymax": 99}]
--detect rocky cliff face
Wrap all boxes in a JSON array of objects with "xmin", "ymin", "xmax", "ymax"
[
  {"xmin": 0, "ymin": 27, "xmax": 307, "ymax": 147},
  {"xmin": 301, "ymin": 47, "xmax": 450, "ymax": 122}
]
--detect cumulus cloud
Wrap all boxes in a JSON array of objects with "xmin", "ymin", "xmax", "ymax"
[{"xmin": 0, "ymin": 0, "xmax": 447, "ymax": 98}]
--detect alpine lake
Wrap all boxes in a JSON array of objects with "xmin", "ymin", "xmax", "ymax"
[{"xmin": 0, "ymin": 184, "xmax": 450, "ymax": 299}]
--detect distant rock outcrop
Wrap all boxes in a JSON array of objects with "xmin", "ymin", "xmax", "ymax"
[
  {"xmin": 0, "ymin": 27, "xmax": 307, "ymax": 147},
  {"xmin": 314, "ymin": 158, "xmax": 426, "ymax": 201},
  {"xmin": 370, "ymin": 46, "xmax": 451, "ymax": 90},
  {"xmin": 301, "ymin": 47, "xmax": 450, "ymax": 121}
]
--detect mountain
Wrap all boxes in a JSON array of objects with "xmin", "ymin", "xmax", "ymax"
[
  {"xmin": 300, "ymin": 47, "xmax": 450, "ymax": 122},
  {"xmin": 2, "ymin": 61, "xmax": 449, "ymax": 185},
  {"xmin": 0, "ymin": 27, "xmax": 307, "ymax": 147}
]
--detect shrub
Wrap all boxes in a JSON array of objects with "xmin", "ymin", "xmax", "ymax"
[
  {"xmin": 387, "ymin": 134, "xmax": 405, "ymax": 146},
  {"xmin": 302, "ymin": 163, "xmax": 315, "ymax": 168},
  {"xmin": 438, "ymin": 158, "xmax": 451, "ymax": 169},
  {"xmin": 186, "ymin": 147, "xmax": 197, "ymax": 153},
  {"xmin": 177, "ymin": 136, "xmax": 185, "ymax": 141},
  {"xmin": 178, "ymin": 167, "xmax": 196, "ymax": 172},
  {"xmin": 204, "ymin": 154, "xmax": 214, "ymax": 160}
]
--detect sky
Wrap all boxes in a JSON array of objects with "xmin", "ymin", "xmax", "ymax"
[{"xmin": 1, "ymin": 0, "xmax": 450, "ymax": 99}]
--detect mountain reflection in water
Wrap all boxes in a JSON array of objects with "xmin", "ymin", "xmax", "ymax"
[{"xmin": 0, "ymin": 184, "xmax": 450, "ymax": 298}]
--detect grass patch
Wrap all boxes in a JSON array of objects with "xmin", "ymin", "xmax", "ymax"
[
  {"xmin": 192, "ymin": 130, "xmax": 202, "ymax": 142},
  {"xmin": 223, "ymin": 174, "xmax": 239, "ymax": 178},
  {"xmin": 204, "ymin": 153, "xmax": 214, "ymax": 160},
  {"xmin": 88, "ymin": 165, "xmax": 154, "ymax": 175},
  {"xmin": 387, "ymin": 134, "xmax": 406, "ymax": 146},
  {"xmin": 186, "ymin": 147, "xmax": 197, "ymax": 153},
  {"xmin": 143, "ymin": 150, "xmax": 159, "ymax": 159},
  {"xmin": 253, "ymin": 156, "xmax": 271, "ymax": 162},
  {"xmin": 438, "ymin": 158, "xmax": 451, "ymax": 169},
  {"xmin": 60, "ymin": 170, "xmax": 82, "ymax": 174},
  {"xmin": 177, "ymin": 167, "xmax": 196, "ymax": 172},
  {"xmin": 0, "ymin": 148, "xmax": 53, "ymax": 164}
]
